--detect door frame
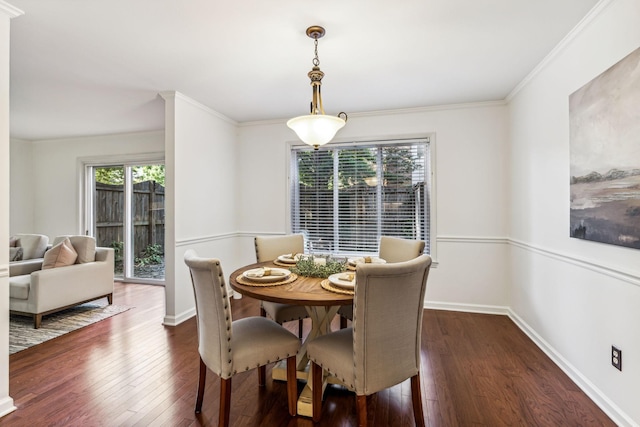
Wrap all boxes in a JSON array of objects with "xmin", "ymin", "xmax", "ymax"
[{"xmin": 79, "ymin": 153, "xmax": 165, "ymax": 285}]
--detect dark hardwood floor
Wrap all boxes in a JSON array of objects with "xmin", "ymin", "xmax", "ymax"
[{"xmin": 4, "ymin": 282, "xmax": 614, "ymax": 426}]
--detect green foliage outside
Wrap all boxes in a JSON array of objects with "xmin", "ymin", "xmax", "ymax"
[
  {"xmin": 135, "ymin": 244, "xmax": 164, "ymax": 266},
  {"xmin": 95, "ymin": 165, "xmax": 165, "ymax": 186},
  {"xmin": 108, "ymin": 241, "xmax": 163, "ymax": 266},
  {"xmin": 108, "ymin": 241, "xmax": 124, "ymax": 262},
  {"xmin": 296, "ymin": 146, "xmax": 422, "ymax": 189}
]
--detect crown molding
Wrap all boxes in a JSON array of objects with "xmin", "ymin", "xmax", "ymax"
[
  {"xmin": 0, "ymin": 1, "xmax": 24, "ymax": 18},
  {"xmin": 239, "ymin": 100, "xmax": 507, "ymax": 128},
  {"xmin": 30, "ymin": 129, "xmax": 164, "ymax": 144},
  {"xmin": 506, "ymin": 0, "xmax": 616, "ymax": 102},
  {"xmin": 159, "ymin": 91, "xmax": 237, "ymax": 126}
]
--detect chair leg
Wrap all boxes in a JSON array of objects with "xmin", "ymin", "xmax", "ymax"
[
  {"xmin": 286, "ymin": 355, "xmax": 297, "ymax": 416},
  {"xmin": 258, "ymin": 365, "xmax": 266, "ymax": 386},
  {"xmin": 298, "ymin": 319, "xmax": 303, "ymax": 339},
  {"xmin": 356, "ymin": 395, "xmax": 367, "ymax": 427},
  {"xmin": 107, "ymin": 293, "xmax": 113, "ymax": 304},
  {"xmin": 411, "ymin": 374, "xmax": 426, "ymax": 427},
  {"xmin": 219, "ymin": 377, "xmax": 232, "ymax": 427},
  {"xmin": 340, "ymin": 316, "xmax": 347, "ymax": 329},
  {"xmin": 311, "ymin": 362, "xmax": 323, "ymax": 422},
  {"xmin": 195, "ymin": 357, "xmax": 207, "ymax": 413}
]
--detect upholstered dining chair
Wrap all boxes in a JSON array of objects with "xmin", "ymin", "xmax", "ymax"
[
  {"xmin": 378, "ymin": 235, "xmax": 426, "ymax": 263},
  {"xmin": 184, "ymin": 250, "xmax": 300, "ymax": 427},
  {"xmin": 255, "ymin": 234, "xmax": 309, "ymax": 338},
  {"xmin": 338, "ymin": 236, "xmax": 426, "ymax": 328},
  {"xmin": 307, "ymin": 254, "xmax": 432, "ymax": 427}
]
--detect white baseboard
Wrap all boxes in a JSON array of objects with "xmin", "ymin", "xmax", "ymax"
[
  {"xmin": 424, "ymin": 300, "xmax": 509, "ymax": 315},
  {"xmin": 163, "ymin": 307, "xmax": 196, "ymax": 326},
  {"xmin": 422, "ymin": 301, "xmax": 635, "ymax": 426},
  {"xmin": 508, "ymin": 309, "xmax": 636, "ymax": 427},
  {"xmin": 0, "ymin": 396, "xmax": 16, "ymax": 419}
]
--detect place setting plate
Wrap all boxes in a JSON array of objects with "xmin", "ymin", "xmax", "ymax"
[
  {"xmin": 328, "ymin": 272, "xmax": 355, "ymax": 290},
  {"xmin": 347, "ymin": 256, "xmax": 386, "ymax": 269},
  {"xmin": 274, "ymin": 253, "xmax": 302, "ymax": 267},
  {"xmin": 237, "ymin": 267, "xmax": 297, "ymax": 286},
  {"xmin": 322, "ymin": 272, "xmax": 356, "ymax": 295}
]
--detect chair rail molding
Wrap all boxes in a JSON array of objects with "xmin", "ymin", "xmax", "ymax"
[
  {"xmin": 175, "ymin": 232, "xmax": 238, "ymax": 247},
  {"xmin": 509, "ymin": 238, "xmax": 640, "ymax": 288},
  {"xmin": 437, "ymin": 235, "xmax": 509, "ymax": 245}
]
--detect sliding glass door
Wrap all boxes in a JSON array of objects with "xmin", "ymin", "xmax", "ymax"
[{"xmin": 87, "ymin": 163, "xmax": 165, "ymax": 283}]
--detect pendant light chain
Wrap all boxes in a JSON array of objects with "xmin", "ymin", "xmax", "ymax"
[{"xmin": 313, "ymin": 38, "xmax": 320, "ymax": 67}]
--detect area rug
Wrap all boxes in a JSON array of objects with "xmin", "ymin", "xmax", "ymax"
[{"xmin": 9, "ymin": 300, "xmax": 131, "ymax": 354}]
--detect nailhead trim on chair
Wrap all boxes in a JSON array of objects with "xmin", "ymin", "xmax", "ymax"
[{"xmin": 219, "ymin": 260, "xmax": 235, "ymax": 378}]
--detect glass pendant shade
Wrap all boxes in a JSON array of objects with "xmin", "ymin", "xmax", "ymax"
[{"xmin": 287, "ymin": 114, "xmax": 346, "ymax": 149}]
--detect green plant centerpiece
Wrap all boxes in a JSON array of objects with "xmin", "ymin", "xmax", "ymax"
[{"xmin": 290, "ymin": 255, "xmax": 347, "ymax": 278}]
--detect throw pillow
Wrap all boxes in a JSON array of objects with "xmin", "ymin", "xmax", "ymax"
[
  {"xmin": 9, "ymin": 247, "xmax": 23, "ymax": 261},
  {"xmin": 9, "ymin": 236, "xmax": 18, "ymax": 247},
  {"xmin": 52, "ymin": 235, "xmax": 96, "ymax": 264},
  {"xmin": 15, "ymin": 234, "xmax": 49, "ymax": 259},
  {"xmin": 43, "ymin": 238, "xmax": 78, "ymax": 269}
]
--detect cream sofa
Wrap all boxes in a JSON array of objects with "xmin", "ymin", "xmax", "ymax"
[
  {"xmin": 9, "ymin": 235, "xmax": 115, "ymax": 328},
  {"xmin": 9, "ymin": 233, "xmax": 50, "ymax": 277}
]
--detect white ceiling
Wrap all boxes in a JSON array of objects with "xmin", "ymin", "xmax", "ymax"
[{"xmin": 8, "ymin": 0, "xmax": 600, "ymax": 141}]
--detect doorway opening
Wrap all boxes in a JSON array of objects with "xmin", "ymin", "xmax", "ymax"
[{"xmin": 86, "ymin": 163, "xmax": 165, "ymax": 283}]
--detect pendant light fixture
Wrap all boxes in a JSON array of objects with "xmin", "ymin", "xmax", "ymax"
[{"xmin": 287, "ymin": 26, "xmax": 347, "ymax": 150}]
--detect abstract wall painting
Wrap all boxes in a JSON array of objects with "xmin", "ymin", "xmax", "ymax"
[{"xmin": 569, "ymin": 46, "xmax": 640, "ymax": 249}]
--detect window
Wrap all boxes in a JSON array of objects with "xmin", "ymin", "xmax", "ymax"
[{"xmin": 290, "ymin": 138, "xmax": 431, "ymax": 255}]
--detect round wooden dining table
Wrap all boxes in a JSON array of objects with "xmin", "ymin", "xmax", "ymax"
[
  {"xmin": 229, "ymin": 261, "xmax": 353, "ymax": 306},
  {"xmin": 229, "ymin": 261, "xmax": 353, "ymax": 417}
]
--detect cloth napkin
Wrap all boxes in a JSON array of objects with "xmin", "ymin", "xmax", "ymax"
[
  {"xmin": 349, "ymin": 256, "xmax": 384, "ymax": 265},
  {"xmin": 338, "ymin": 273, "xmax": 355, "ymax": 283},
  {"xmin": 245, "ymin": 267, "xmax": 286, "ymax": 278},
  {"xmin": 281, "ymin": 253, "xmax": 303, "ymax": 261}
]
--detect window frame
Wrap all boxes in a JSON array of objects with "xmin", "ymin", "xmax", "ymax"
[{"xmin": 286, "ymin": 136, "xmax": 437, "ymax": 258}]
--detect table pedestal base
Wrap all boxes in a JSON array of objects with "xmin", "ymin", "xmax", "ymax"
[
  {"xmin": 272, "ymin": 359, "xmax": 308, "ymax": 381},
  {"xmin": 272, "ymin": 305, "xmax": 346, "ymax": 418}
]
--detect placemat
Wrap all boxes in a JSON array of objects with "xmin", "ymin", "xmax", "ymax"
[
  {"xmin": 273, "ymin": 260, "xmax": 297, "ymax": 268},
  {"xmin": 321, "ymin": 279, "xmax": 355, "ymax": 295},
  {"xmin": 236, "ymin": 273, "xmax": 298, "ymax": 287}
]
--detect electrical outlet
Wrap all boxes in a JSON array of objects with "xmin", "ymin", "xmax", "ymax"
[{"xmin": 612, "ymin": 346, "xmax": 622, "ymax": 371}]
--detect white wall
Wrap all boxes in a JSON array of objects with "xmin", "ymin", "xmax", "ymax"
[
  {"xmin": 238, "ymin": 102, "xmax": 511, "ymax": 312},
  {"xmin": 162, "ymin": 92, "xmax": 238, "ymax": 325},
  {"xmin": 508, "ymin": 0, "xmax": 640, "ymax": 424},
  {"xmin": 9, "ymin": 138, "xmax": 34, "ymax": 234},
  {"xmin": 23, "ymin": 131, "xmax": 164, "ymax": 239},
  {"xmin": 0, "ymin": 0, "xmax": 22, "ymax": 418}
]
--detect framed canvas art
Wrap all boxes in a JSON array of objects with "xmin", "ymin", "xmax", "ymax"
[{"xmin": 569, "ymin": 46, "xmax": 640, "ymax": 249}]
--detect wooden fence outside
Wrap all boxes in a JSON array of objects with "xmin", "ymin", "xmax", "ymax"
[
  {"xmin": 95, "ymin": 180, "xmax": 165, "ymax": 259},
  {"xmin": 296, "ymin": 182, "xmax": 426, "ymax": 253}
]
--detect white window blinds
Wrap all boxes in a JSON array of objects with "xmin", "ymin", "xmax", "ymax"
[{"xmin": 290, "ymin": 138, "xmax": 430, "ymax": 255}]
